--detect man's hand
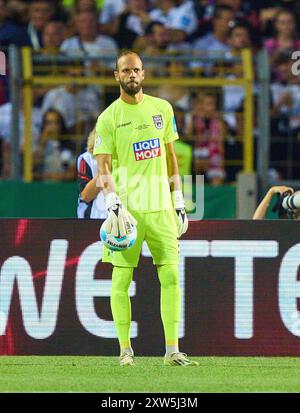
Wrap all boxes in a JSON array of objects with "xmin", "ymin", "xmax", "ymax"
[
  {"xmin": 105, "ymin": 192, "xmax": 137, "ymax": 237},
  {"xmin": 172, "ymin": 190, "xmax": 188, "ymax": 238},
  {"xmin": 268, "ymin": 186, "xmax": 294, "ymax": 196}
]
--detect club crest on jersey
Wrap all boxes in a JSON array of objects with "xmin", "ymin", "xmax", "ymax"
[
  {"xmin": 133, "ymin": 138, "xmax": 161, "ymax": 161},
  {"xmin": 153, "ymin": 115, "xmax": 163, "ymax": 129}
]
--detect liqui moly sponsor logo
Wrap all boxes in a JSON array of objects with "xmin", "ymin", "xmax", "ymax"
[{"xmin": 133, "ymin": 138, "xmax": 161, "ymax": 161}]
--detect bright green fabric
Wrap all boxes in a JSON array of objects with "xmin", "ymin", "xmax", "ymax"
[
  {"xmin": 94, "ymin": 94, "xmax": 179, "ymax": 212},
  {"xmin": 110, "ymin": 266, "xmax": 133, "ymax": 348},
  {"xmin": 157, "ymin": 264, "xmax": 181, "ymax": 346},
  {"xmin": 102, "ymin": 209, "xmax": 179, "ymax": 267},
  {"xmin": 62, "ymin": 0, "xmax": 104, "ymax": 9}
]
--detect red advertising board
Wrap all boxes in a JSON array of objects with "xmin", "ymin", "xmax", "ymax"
[{"xmin": 0, "ymin": 219, "xmax": 300, "ymax": 356}]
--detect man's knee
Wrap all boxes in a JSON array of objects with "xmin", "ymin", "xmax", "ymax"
[
  {"xmin": 157, "ymin": 264, "xmax": 179, "ymax": 288},
  {"xmin": 111, "ymin": 266, "xmax": 134, "ymax": 291}
]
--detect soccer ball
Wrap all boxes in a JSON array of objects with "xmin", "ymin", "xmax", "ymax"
[{"xmin": 100, "ymin": 221, "xmax": 137, "ymax": 251}]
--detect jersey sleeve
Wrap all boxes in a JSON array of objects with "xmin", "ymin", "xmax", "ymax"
[
  {"xmin": 77, "ymin": 156, "xmax": 93, "ymax": 194},
  {"xmin": 164, "ymin": 101, "xmax": 179, "ymax": 144},
  {"xmin": 93, "ymin": 112, "xmax": 115, "ymax": 156}
]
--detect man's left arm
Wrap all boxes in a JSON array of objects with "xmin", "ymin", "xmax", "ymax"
[{"xmin": 165, "ymin": 141, "xmax": 188, "ymax": 237}]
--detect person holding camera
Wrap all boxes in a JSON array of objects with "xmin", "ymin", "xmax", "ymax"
[{"xmin": 253, "ymin": 185, "xmax": 300, "ymax": 219}]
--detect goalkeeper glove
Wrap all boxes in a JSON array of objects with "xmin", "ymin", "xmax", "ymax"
[
  {"xmin": 105, "ymin": 192, "xmax": 137, "ymax": 237},
  {"xmin": 172, "ymin": 190, "xmax": 188, "ymax": 238}
]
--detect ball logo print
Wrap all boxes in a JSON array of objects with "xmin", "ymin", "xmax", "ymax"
[
  {"xmin": 100, "ymin": 220, "xmax": 137, "ymax": 251},
  {"xmin": 0, "ymin": 52, "xmax": 6, "ymax": 76}
]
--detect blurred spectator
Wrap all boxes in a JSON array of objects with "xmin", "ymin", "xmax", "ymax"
[
  {"xmin": 60, "ymin": 10, "xmax": 118, "ymax": 66},
  {"xmin": 41, "ymin": 66, "xmax": 100, "ymax": 131},
  {"xmin": 137, "ymin": 21, "xmax": 169, "ymax": 54},
  {"xmin": 155, "ymin": 59, "xmax": 191, "ymax": 110},
  {"xmin": 0, "ymin": 97, "xmax": 42, "ymax": 178},
  {"xmin": 32, "ymin": 21, "xmax": 67, "ymax": 108},
  {"xmin": 42, "ymin": 20, "xmax": 66, "ymax": 53},
  {"xmin": 216, "ymin": 0, "xmax": 261, "ymax": 34},
  {"xmin": 0, "ymin": 0, "xmax": 28, "ymax": 46},
  {"xmin": 264, "ymin": 9, "xmax": 300, "ymax": 65},
  {"xmin": 74, "ymin": 0, "xmax": 98, "ymax": 13},
  {"xmin": 98, "ymin": 0, "xmax": 126, "ymax": 28},
  {"xmin": 258, "ymin": 1, "xmax": 300, "ymax": 37},
  {"xmin": 271, "ymin": 53, "xmax": 300, "ymax": 138},
  {"xmin": 149, "ymin": 0, "xmax": 198, "ymax": 43},
  {"xmin": 33, "ymin": 109, "xmax": 76, "ymax": 181},
  {"xmin": 193, "ymin": 5, "xmax": 234, "ymax": 55},
  {"xmin": 186, "ymin": 93, "xmax": 226, "ymax": 185},
  {"xmin": 222, "ymin": 21, "xmax": 253, "ymax": 132},
  {"xmin": 24, "ymin": 0, "xmax": 56, "ymax": 50},
  {"xmin": 137, "ymin": 20, "xmax": 191, "ymax": 53},
  {"xmin": 63, "ymin": 0, "xmax": 104, "ymax": 10},
  {"xmin": 105, "ymin": 0, "xmax": 151, "ymax": 49}
]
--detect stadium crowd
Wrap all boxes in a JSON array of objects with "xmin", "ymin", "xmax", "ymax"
[{"xmin": 0, "ymin": 0, "xmax": 300, "ymax": 183}]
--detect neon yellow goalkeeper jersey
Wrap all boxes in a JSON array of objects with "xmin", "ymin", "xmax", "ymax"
[{"xmin": 93, "ymin": 94, "xmax": 179, "ymax": 212}]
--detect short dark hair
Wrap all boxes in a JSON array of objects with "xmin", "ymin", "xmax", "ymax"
[
  {"xmin": 115, "ymin": 50, "xmax": 143, "ymax": 71},
  {"xmin": 145, "ymin": 20, "xmax": 164, "ymax": 36},
  {"xmin": 228, "ymin": 20, "xmax": 251, "ymax": 37},
  {"xmin": 213, "ymin": 4, "xmax": 234, "ymax": 19}
]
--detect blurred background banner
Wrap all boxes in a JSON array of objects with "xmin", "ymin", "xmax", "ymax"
[
  {"xmin": 1, "ymin": 218, "xmax": 300, "ymax": 356},
  {"xmin": 0, "ymin": 181, "xmax": 236, "ymax": 218}
]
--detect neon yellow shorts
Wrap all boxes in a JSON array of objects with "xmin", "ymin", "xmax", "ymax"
[{"xmin": 102, "ymin": 209, "xmax": 179, "ymax": 268}]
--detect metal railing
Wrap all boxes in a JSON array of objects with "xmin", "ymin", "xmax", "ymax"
[{"xmin": 20, "ymin": 47, "xmax": 254, "ymax": 182}]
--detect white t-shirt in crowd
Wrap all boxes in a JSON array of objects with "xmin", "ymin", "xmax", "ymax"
[
  {"xmin": 60, "ymin": 35, "xmax": 118, "ymax": 67},
  {"xmin": 41, "ymin": 86, "xmax": 100, "ymax": 129},
  {"xmin": 0, "ymin": 102, "xmax": 42, "ymax": 148},
  {"xmin": 99, "ymin": 0, "xmax": 126, "ymax": 24},
  {"xmin": 150, "ymin": 0, "xmax": 197, "ymax": 35}
]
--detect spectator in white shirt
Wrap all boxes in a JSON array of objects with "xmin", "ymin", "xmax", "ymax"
[
  {"xmin": 25, "ymin": 0, "xmax": 56, "ymax": 50},
  {"xmin": 150, "ymin": 0, "xmax": 198, "ymax": 43},
  {"xmin": 60, "ymin": 10, "xmax": 118, "ymax": 67},
  {"xmin": 99, "ymin": 0, "xmax": 126, "ymax": 26},
  {"xmin": 193, "ymin": 4, "xmax": 234, "ymax": 54},
  {"xmin": 0, "ymin": 100, "xmax": 42, "ymax": 178},
  {"xmin": 41, "ymin": 82, "xmax": 100, "ymax": 131},
  {"xmin": 102, "ymin": 0, "xmax": 151, "ymax": 49}
]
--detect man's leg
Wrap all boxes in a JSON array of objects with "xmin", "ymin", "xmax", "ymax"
[
  {"xmin": 111, "ymin": 266, "xmax": 134, "ymax": 365},
  {"xmin": 157, "ymin": 264, "xmax": 181, "ymax": 354},
  {"xmin": 147, "ymin": 210, "xmax": 198, "ymax": 366}
]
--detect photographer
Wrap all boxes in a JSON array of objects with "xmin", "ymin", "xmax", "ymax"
[{"xmin": 253, "ymin": 185, "xmax": 300, "ymax": 219}]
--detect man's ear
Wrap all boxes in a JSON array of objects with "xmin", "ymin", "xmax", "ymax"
[{"xmin": 114, "ymin": 70, "xmax": 119, "ymax": 81}]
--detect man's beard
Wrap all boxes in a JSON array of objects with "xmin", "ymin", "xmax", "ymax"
[{"xmin": 119, "ymin": 79, "xmax": 142, "ymax": 96}]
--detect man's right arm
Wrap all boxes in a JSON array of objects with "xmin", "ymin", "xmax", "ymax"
[{"xmin": 96, "ymin": 153, "xmax": 116, "ymax": 196}]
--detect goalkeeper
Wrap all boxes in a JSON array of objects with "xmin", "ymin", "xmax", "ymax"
[{"xmin": 94, "ymin": 51, "xmax": 198, "ymax": 367}]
